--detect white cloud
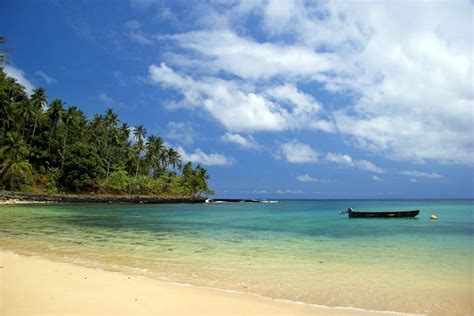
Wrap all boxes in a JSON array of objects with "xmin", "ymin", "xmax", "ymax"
[
  {"xmin": 266, "ymin": 83, "xmax": 334, "ymax": 133},
  {"xmin": 276, "ymin": 189, "xmax": 304, "ymax": 194},
  {"xmin": 98, "ymin": 93, "xmax": 114, "ymax": 105},
  {"xmin": 35, "ymin": 71, "xmax": 57, "ymax": 84},
  {"xmin": 166, "ymin": 121, "xmax": 195, "ymax": 145},
  {"xmin": 149, "ymin": 63, "xmax": 287, "ymax": 132},
  {"xmin": 4, "ymin": 64, "xmax": 35, "ymax": 94},
  {"xmin": 297, "ymin": 174, "xmax": 318, "ymax": 182},
  {"xmin": 177, "ymin": 146, "xmax": 233, "ymax": 166},
  {"xmin": 410, "ymin": 178, "xmax": 417, "ymax": 183},
  {"xmin": 128, "ymin": 31, "xmax": 154, "ymax": 45},
  {"xmin": 279, "ymin": 140, "xmax": 318, "ymax": 164},
  {"xmin": 372, "ymin": 175, "xmax": 381, "ymax": 182},
  {"xmin": 165, "ymin": 29, "xmax": 335, "ymax": 80},
  {"xmin": 326, "ymin": 153, "xmax": 385, "ymax": 173},
  {"xmin": 221, "ymin": 133, "xmax": 259, "ymax": 150},
  {"xmin": 398, "ymin": 170, "xmax": 443, "ymax": 179},
  {"xmin": 125, "ymin": 20, "xmax": 142, "ymax": 30},
  {"xmin": 154, "ymin": 1, "xmax": 473, "ymax": 165}
]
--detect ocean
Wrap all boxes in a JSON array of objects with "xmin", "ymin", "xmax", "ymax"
[{"xmin": 0, "ymin": 200, "xmax": 472, "ymax": 315}]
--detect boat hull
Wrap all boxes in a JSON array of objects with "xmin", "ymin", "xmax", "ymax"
[{"xmin": 348, "ymin": 210, "xmax": 420, "ymax": 218}]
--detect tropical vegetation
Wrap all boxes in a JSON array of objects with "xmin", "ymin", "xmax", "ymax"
[{"xmin": 0, "ymin": 38, "xmax": 213, "ymax": 197}]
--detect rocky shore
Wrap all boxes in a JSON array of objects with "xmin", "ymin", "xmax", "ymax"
[{"xmin": 0, "ymin": 191, "xmax": 206, "ymax": 205}]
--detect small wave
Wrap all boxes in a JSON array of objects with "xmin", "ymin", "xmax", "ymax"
[
  {"xmin": 158, "ymin": 279, "xmax": 425, "ymax": 316},
  {"xmin": 259, "ymin": 200, "xmax": 279, "ymax": 204}
]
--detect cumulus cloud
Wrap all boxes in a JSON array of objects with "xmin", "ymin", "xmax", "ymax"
[
  {"xmin": 221, "ymin": 133, "xmax": 259, "ymax": 150},
  {"xmin": 279, "ymin": 140, "xmax": 318, "ymax": 164},
  {"xmin": 177, "ymin": 146, "xmax": 233, "ymax": 166},
  {"xmin": 326, "ymin": 153, "xmax": 385, "ymax": 173},
  {"xmin": 266, "ymin": 83, "xmax": 334, "ymax": 133},
  {"xmin": 166, "ymin": 121, "xmax": 195, "ymax": 145},
  {"xmin": 149, "ymin": 63, "xmax": 288, "ymax": 132},
  {"xmin": 35, "ymin": 71, "xmax": 57, "ymax": 84},
  {"xmin": 4, "ymin": 64, "xmax": 35, "ymax": 94},
  {"xmin": 149, "ymin": 63, "xmax": 331, "ymax": 133},
  {"xmin": 297, "ymin": 174, "xmax": 318, "ymax": 182},
  {"xmin": 398, "ymin": 170, "xmax": 443, "ymax": 179},
  {"xmin": 372, "ymin": 175, "xmax": 382, "ymax": 182},
  {"xmin": 151, "ymin": 1, "xmax": 473, "ymax": 165}
]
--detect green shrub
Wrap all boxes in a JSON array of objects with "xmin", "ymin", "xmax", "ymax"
[
  {"xmin": 129, "ymin": 175, "xmax": 154, "ymax": 195},
  {"xmin": 43, "ymin": 168, "xmax": 60, "ymax": 194},
  {"xmin": 101, "ymin": 170, "xmax": 129, "ymax": 194}
]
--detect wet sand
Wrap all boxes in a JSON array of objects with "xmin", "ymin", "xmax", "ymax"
[{"xmin": 0, "ymin": 252, "xmax": 380, "ymax": 316}]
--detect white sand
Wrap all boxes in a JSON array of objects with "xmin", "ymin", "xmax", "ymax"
[{"xmin": 0, "ymin": 252, "xmax": 378, "ymax": 315}]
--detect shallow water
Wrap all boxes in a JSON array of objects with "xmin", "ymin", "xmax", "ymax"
[{"xmin": 0, "ymin": 200, "xmax": 472, "ymax": 315}]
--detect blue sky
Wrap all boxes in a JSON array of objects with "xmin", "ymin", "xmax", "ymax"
[{"xmin": 1, "ymin": 0, "xmax": 473, "ymax": 198}]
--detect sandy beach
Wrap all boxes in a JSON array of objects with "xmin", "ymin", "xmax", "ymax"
[{"xmin": 0, "ymin": 252, "xmax": 380, "ymax": 316}]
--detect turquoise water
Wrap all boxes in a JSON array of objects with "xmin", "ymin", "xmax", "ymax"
[{"xmin": 0, "ymin": 200, "xmax": 472, "ymax": 315}]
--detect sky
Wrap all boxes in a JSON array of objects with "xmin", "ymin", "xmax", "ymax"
[{"xmin": 1, "ymin": 0, "xmax": 473, "ymax": 199}]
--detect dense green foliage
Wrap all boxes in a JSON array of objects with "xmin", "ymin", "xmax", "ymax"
[{"xmin": 0, "ymin": 46, "xmax": 213, "ymax": 197}]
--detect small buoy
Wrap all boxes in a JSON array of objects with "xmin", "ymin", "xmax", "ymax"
[{"xmin": 430, "ymin": 214, "xmax": 438, "ymax": 220}]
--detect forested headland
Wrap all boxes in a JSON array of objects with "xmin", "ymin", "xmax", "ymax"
[{"xmin": 0, "ymin": 37, "xmax": 213, "ymax": 198}]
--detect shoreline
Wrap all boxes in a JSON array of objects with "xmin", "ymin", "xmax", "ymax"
[
  {"xmin": 0, "ymin": 191, "xmax": 206, "ymax": 205},
  {"xmin": 0, "ymin": 251, "xmax": 397, "ymax": 316}
]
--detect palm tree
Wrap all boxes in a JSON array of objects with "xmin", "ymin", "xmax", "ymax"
[
  {"xmin": 0, "ymin": 132, "xmax": 33, "ymax": 190},
  {"xmin": 104, "ymin": 108, "xmax": 119, "ymax": 128},
  {"xmin": 158, "ymin": 147, "xmax": 169, "ymax": 174},
  {"xmin": 145, "ymin": 135, "xmax": 165, "ymax": 178},
  {"xmin": 135, "ymin": 138, "xmax": 145, "ymax": 177},
  {"xmin": 47, "ymin": 98, "xmax": 65, "ymax": 151},
  {"xmin": 30, "ymin": 87, "xmax": 47, "ymax": 138},
  {"xmin": 0, "ymin": 132, "xmax": 29, "ymax": 161},
  {"xmin": 120, "ymin": 123, "xmax": 131, "ymax": 142},
  {"xmin": 125, "ymin": 144, "xmax": 138, "ymax": 180},
  {"xmin": 133, "ymin": 124, "xmax": 146, "ymax": 143},
  {"xmin": 133, "ymin": 125, "xmax": 146, "ymax": 176},
  {"xmin": 13, "ymin": 99, "xmax": 35, "ymax": 134},
  {"xmin": 48, "ymin": 98, "xmax": 65, "ymax": 134},
  {"xmin": 1, "ymin": 158, "xmax": 33, "ymax": 190},
  {"xmin": 167, "ymin": 147, "xmax": 181, "ymax": 172},
  {"xmin": 59, "ymin": 106, "xmax": 81, "ymax": 170}
]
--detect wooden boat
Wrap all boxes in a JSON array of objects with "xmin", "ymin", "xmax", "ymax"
[{"xmin": 346, "ymin": 208, "xmax": 420, "ymax": 218}]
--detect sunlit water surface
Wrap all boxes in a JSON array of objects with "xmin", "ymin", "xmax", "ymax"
[{"xmin": 0, "ymin": 200, "xmax": 472, "ymax": 315}]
